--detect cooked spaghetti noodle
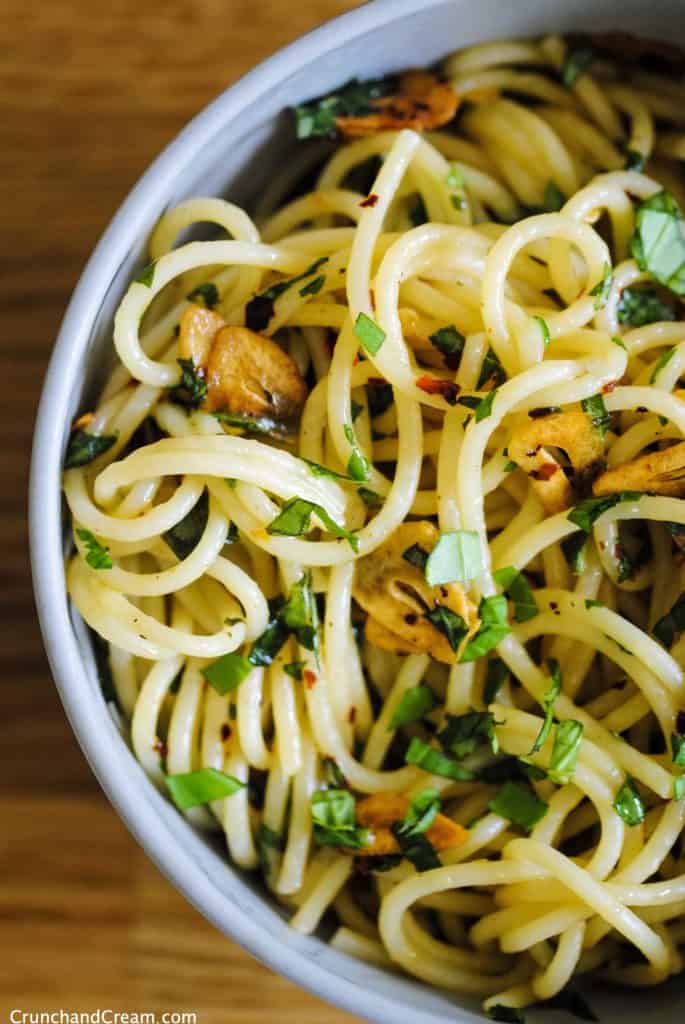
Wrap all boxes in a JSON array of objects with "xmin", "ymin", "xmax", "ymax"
[{"xmin": 64, "ymin": 32, "xmax": 685, "ymax": 1017}]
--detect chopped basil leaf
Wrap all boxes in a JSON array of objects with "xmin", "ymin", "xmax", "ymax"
[
  {"xmin": 354, "ymin": 312, "xmax": 386, "ymax": 355},
  {"xmin": 484, "ymin": 657, "xmax": 509, "ymax": 704},
  {"xmin": 529, "ymin": 659, "xmax": 562, "ymax": 754},
  {"xmin": 350, "ymin": 399, "xmax": 364, "ymax": 422},
  {"xmin": 671, "ymin": 731, "xmax": 685, "ymax": 766},
  {"xmin": 299, "ymin": 274, "xmax": 326, "ymax": 297},
  {"xmin": 429, "ymin": 325, "xmax": 465, "ymax": 368},
  {"xmin": 631, "ymin": 190, "xmax": 685, "ymax": 295},
  {"xmin": 405, "ymin": 737, "xmax": 476, "ymax": 781},
  {"xmin": 248, "ymin": 615, "xmax": 290, "ymax": 667},
  {"xmin": 202, "ymin": 653, "xmax": 252, "ymax": 694},
  {"xmin": 460, "ymin": 595, "xmax": 510, "ymax": 663},
  {"xmin": 548, "ymin": 720, "xmax": 583, "ymax": 784},
  {"xmin": 478, "ymin": 347, "xmax": 505, "ymax": 389},
  {"xmin": 186, "ymin": 282, "xmax": 219, "ymax": 308},
  {"xmin": 358, "ymin": 487, "xmax": 382, "ymax": 506},
  {"xmin": 613, "ymin": 777, "xmax": 645, "ymax": 826},
  {"xmin": 256, "ymin": 822, "xmax": 284, "ymax": 874},
  {"xmin": 293, "ymin": 77, "xmax": 396, "ymax": 139},
  {"xmin": 425, "ymin": 605, "xmax": 469, "ymax": 652},
  {"xmin": 504, "ymin": 460, "xmax": 517, "ymax": 473},
  {"xmin": 653, "ymin": 592, "xmax": 685, "ymax": 647},
  {"xmin": 425, "ymin": 530, "xmax": 483, "ymax": 586},
  {"xmin": 280, "ymin": 571, "xmax": 320, "ymax": 656},
  {"xmin": 163, "ymin": 490, "xmax": 209, "ymax": 560},
  {"xmin": 311, "ymin": 788, "xmax": 370, "ymax": 849},
  {"xmin": 391, "ymin": 789, "xmax": 441, "ymax": 870},
  {"xmin": 589, "ymin": 262, "xmax": 612, "ymax": 309},
  {"xmin": 447, "ymin": 164, "xmax": 467, "ymax": 212},
  {"xmin": 170, "ymin": 358, "xmax": 207, "ymax": 409},
  {"xmin": 475, "ymin": 388, "xmax": 497, "ymax": 422},
  {"xmin": 65, "ymin": 429, "xmax": 117, "ymax": 469},
  {"xmin": 388, "ymin": 685, "xmax": 437, "ymax": 730},
  {"xmin": 488, "ymin": 780, "xmax": 548, "ymax": 830},
  {"xmin": 166, "ymin": 767, "xmax": 245, "ymax": 809},
  {"xmin": 581, "ymin": 393, "xmax": 611, "ymax": 437},
  {"xmin": 438, "ymin": 710, "xmax": 498, "ymax": 758},
  {"xmin": 343, "ymin": 423, "xmax": 370, "ymax": 481},
  {"xmin": 617, "ymin": 286, "xmax": 675, "ymax": 326},
  {"xmin": 367, "ymin": 381, "xmax": 394, "ymax": 417},
  {"xmin": 301, "ymin": 458, "xmax": 349, "ymax": 481},
  {"xmin": 399, "ymin": 787, "xmax": 441, "ymax": 835},
  {"xmin": 403, "ymin": 543, "xmax": 429, "ymax": 570},
  {"xmin": 567, "ymin": 492, "xmax": 642, "ymax": 532},
  {"xmin": 76, "ymin": 528, "xmax": 112, "ymax": 570},
  {"xmin": 561, "ymin": 533, "xmax": 588, "ymax": 573},
  {"xmin": 493, "ymin": 566, "xmax": 539, "ymax": 623},
  {"xmin": 562, "ymin": 46, "xmax": 594, "ymax": 87},
  {"xmin": 650, "ymin": 346, "xmax": 676, "ymax": 384},
  {"xmin": 544, "ymin": 180, "xmax": 566, "ymax": 212},
  {"xmin": 135, "ymin": 260, "xmax": 157, "ymax": 287},
  {"xmin": 266, "ymin": 496, "xmax": 359, "ymax": 551},
  {"xmin": 245, "ymin": 257, "xmax": 329, "ymax": 329},
  {"xmin": 674, "ymin": 775, "xmax": 685, "ymax": 801},
  {"xmin": 457, "ymin": 395, "xmax": 481, "ymax": 410},
  {"xmin": 532, "ymin": 315, "xmax": 550, "ymax": 346},
  {"xmin": 610, "ymin": 334, "xmax": 627, "ymax": 349},
  {"xmin": 585, "ymin": 599, "xmax": 604, "ymax": 610},
  {"xmin": 283, "ymin": 660, "xmax": 306, "ymax": 681}
]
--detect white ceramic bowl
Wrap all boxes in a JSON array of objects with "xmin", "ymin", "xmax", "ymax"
[{"xmin": 30, "ymin": 1, "xmax": 685, "ymax": 1020}]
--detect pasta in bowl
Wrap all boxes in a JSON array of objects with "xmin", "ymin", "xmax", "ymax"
[{"xmin": 59, "ymin": 27, "xmax": 685, "ymax": 1023}]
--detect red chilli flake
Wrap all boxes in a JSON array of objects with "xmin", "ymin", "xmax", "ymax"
[
  {"xmin": 360, "ymin": 193, "xmax": 379, "ymax": 208},
  {"xmin": 531, "ymin": 463, "xmax": 558, "ymax": 481},
  {"xmin": 347, "ymin": 706, "xmax": 358, "ymax": 724},
  {"xmin": 153, "ymin": 737, "xmax": 168, "ymax": 757},
  {"xmin": 602, "ymin": 380, "xmax": 618, "ymax": 394},
  {"xmin": 416, "ymin": 375, "xmax": 460, "ymax": 406},
  {"xmin": 304, "ymin": 670, "xmax": 318, "ymax": 689}
]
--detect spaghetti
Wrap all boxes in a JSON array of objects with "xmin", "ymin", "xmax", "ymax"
[{"xmin": 64, "ymin": 32, "xmax": 685, "ymax": 1018}]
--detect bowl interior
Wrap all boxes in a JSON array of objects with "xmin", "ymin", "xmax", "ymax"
[{"xmin": 32, "ymin": 1, "xmax": 685, "ymax": 1022}]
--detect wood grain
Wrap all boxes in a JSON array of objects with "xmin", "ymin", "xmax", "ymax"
[{"xmin": 1, "ymin": 1, "xmax": 361, "ymax": 1018}]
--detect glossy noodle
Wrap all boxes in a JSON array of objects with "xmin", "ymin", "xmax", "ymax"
[{"xmin": 63, "ymin": 32, "xmax": 685, "ymax": 1017}]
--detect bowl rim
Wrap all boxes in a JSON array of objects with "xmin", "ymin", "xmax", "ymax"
[{"xmin": 29, "ymin": 2, "xmax": 462, "ymax": 1022}]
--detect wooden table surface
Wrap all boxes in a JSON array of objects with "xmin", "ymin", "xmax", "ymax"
[{"xmin": 2, "ymin": 1, "xmax": 361, "ymax": 1018}]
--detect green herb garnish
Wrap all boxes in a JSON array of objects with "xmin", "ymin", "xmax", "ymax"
[
  {"xmin": 548, "ymin": 720, "xmax": 583, "ymax": 784},
  {"xmin": 166, "ymin": 768, "xmax": 245, "ymax": 810},
  {"xmin": 201, "ymin": 653, "xmax": 253, "ymax": 695},
  {"xmin": 488, "ymin": 780, "xmax": 548, "ymax": 830},
  {"xmin": 613, "ymin": 777, "xmax": 645, "ymax": 826},
  {"xmin": 405, "ymin": 737, "xmax": 476, "ymax": 781},
  {"xmin": 493, "ymin": 566, "xmax": 539, "ymax": 623},
  {"xmin": 266, "ymin": 497, "xmax": 359, "ymax": 551},
  {"xmin": 163, "ymin": 490, "xmax": 209, "ymax": 560},
  {"xmin": 425, "ymin": 530, "xmax": 482, "ymax": 586},
  {"xmin": 187, "ymin": 282, "xmax": 219, "ymax": 308},
  {"xmin": 388, "ymin": 685, "xmax": 438, "ymax": 730},
  {"xmin": 631, "ymin": 190, "xmax": 685, "ymax": 295},
  {"xmin": 529, "ymin": 659, "xmax": 561, "ymax": 754},
  {"xmin": 76, "ymin": 528, "xmax": 112, "ymax": 570},
  {"xmin": 311, "ymin": 788, "xmax": 370, "ymax": 849},
  {"xmin": 617, "ymin": 286, "xmax": 675, "ymax": 326},
  {"xmin": 65, "ymin": 430, "xmax": 117, "ymax": 469}
]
